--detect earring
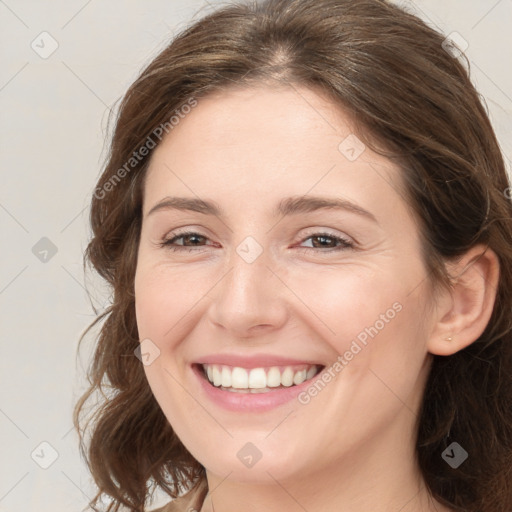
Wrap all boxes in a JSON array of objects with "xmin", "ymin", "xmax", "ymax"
[{"xmin": 445, "ymin": 335, "xmax": 453, "ymax": 342}]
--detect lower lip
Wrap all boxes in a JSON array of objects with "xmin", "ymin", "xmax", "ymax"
[{"xmin": 192, "ymin": 364, "xmax": 321, "ymax": 412}]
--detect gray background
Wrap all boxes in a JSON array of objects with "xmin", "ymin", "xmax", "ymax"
[{"xmin": 0, "ymin": 1, "xmax": 511, "ymax": 511}]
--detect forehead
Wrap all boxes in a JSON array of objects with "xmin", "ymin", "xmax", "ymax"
[
  {"xmin": 143, "ymin": 84, "xmax": 406, "ymax": 219},
  {"xmin": 151, "ymin": 84, "xmax": 358, "ymax": 159}
]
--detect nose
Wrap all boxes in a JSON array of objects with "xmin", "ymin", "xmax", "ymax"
[{"xmin": 206, "ymin": 245, "xmax": 289, "ymax": 340}]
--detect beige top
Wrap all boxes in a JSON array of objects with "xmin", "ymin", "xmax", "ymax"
[{"xmin": 150, "ymin": 480, "xmax": 209, "ymax": 512}]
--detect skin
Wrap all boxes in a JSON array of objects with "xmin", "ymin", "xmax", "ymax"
[{"xmin": 134, "ymin": 84, "xmax": 499, "ymax": 512}]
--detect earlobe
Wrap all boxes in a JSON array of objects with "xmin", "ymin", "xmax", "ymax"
[{"xmin": 427, "ymin": 245, "xmax": 500, "ymax": 356}]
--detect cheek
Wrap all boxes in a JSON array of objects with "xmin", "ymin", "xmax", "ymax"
[
  {"xmin": 134, "ymin": 261, "xmax": 212, "ymax": 343},
  {"xmin": 284, "ymin": 267, "xmax": 431, "ymax": 450},
  {"xmin": 134, "ymin": 263, "xmax": 202, "ymax": 440},
  {"xmin": 286, "ymin": 261, "xmax": 430, "ymax": 381},
  {"xmin": 286, "ymin": 264, "xmax": 409, "ymax": 341}
]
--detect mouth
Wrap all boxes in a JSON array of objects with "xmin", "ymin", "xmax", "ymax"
[{"xmin": 195, "ymin": 363, "xmax": 324, "ymax": 394}]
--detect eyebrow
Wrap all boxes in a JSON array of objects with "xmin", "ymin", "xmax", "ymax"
[{"xmin": 147, "ymin": 195, "xmax": 378, "ymax": 223}]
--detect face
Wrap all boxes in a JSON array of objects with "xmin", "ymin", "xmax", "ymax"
[{"xmin": 134, "ymin": 84, "xmax": 436, "ymax": 484}]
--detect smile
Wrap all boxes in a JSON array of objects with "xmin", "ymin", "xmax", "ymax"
[
  {"xmin": 192, "ymin": 358, "xmax": 327, "ymax": 412},
  {"xmin": 201, "ymin": 363, "xmax": 322, "ymax": 393}
]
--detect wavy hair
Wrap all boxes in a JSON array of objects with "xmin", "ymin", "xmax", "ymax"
[{"xmin": 74, "ymin": 0, "xmax": 512, "ymax": 510}]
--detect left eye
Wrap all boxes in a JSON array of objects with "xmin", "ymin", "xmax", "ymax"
[
  {"xmin": 159, "ymin": 231, "xmax": 354, "ymax": 252},
  {"xmin": 299, "ymin": 233, "xmax": 354, "ymax": 250}
]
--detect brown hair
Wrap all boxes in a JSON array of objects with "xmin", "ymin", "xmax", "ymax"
[{"xmin": 74, "ymin": 0, "xmax": 512, "ymax": 510}]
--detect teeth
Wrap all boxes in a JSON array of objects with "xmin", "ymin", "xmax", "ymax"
[
  {"xmin": 281, "ymin": 367, "xmax": 294, "ymax": 387},
  {"xmin": 212, "ymin": 366, "xmax": 222, "ymax": 387},
  {"xmin": 202, "ymin": 363, "xmax": 320, "ymax": 391},
  {"xmin": 248, "ymin": 368, "xmax": 266, "ymax": 388},
  {"xmin": 267, "ymin": 367, "xmax": 281, "ymax": 387},
  {"xmin": 306, "ymin": 366, "xmax": 317, "ymax": 380},
  {"xmin": 293, "ymin": 369, "xmax": 307, "ymax": 385},
  {"xmin": 231, "ymin": 367, "xmax": 249, "ymax": 389},
  {"xmin": 221, "ymin": 366, "xmax": 232, "ymax": 387}
]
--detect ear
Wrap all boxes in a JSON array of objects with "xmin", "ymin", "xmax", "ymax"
[{"xmin": 427, "ymin": 244, "xmax": 500, "ymax": 356}]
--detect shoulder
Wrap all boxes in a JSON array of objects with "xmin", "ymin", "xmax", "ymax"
[{"xmin": 149, "ymin": 479, "xmax": 208, "ymax": 512}]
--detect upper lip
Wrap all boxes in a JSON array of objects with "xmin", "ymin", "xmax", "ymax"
[{"xmin": 194, "ymin": 354, "xmax": 324, "ymax": 369}]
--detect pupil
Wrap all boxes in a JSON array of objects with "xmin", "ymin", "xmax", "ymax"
[
  {"xmin": 315, "ymin": 236, "xmax": 333, "ymax": 247},
  {"xmin": 188, "ymin": 235, "xmax": 203, "ymax": 245}
]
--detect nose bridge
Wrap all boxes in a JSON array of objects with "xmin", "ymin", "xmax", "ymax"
[{"xmin": 207, "ymin": 236, "xmax": 288, "ymax": 336}]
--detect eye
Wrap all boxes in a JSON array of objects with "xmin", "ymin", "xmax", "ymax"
[
  {"xmin": 159, "ymin": 230, "xmax": 354, "ymax": 253},
  {"xmin": 159, "ymin": 231, "xmax": 213, "ymax": 252},
  {"xmin": 297, "ymin": 232, "xmax": 354, "ymax": 252}
]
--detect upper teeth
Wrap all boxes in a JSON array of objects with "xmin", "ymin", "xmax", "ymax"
[{"xmin": 203, "ymin": 364, "xmax": 319, "ymax": 389}]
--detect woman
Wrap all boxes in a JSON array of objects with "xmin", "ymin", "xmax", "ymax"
[{"xmin": 74, "ymin": 0, "xmax": 512, "ymax": 511}]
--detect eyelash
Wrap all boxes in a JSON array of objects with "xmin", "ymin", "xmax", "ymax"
[{"xmin": 158, "ymin": 230, "xmax": 355, "ymax": 253}]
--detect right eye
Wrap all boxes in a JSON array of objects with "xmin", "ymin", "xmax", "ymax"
[{"xmin": 159, "ymin": 231, "xmax": 213, "ymax": 252}]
